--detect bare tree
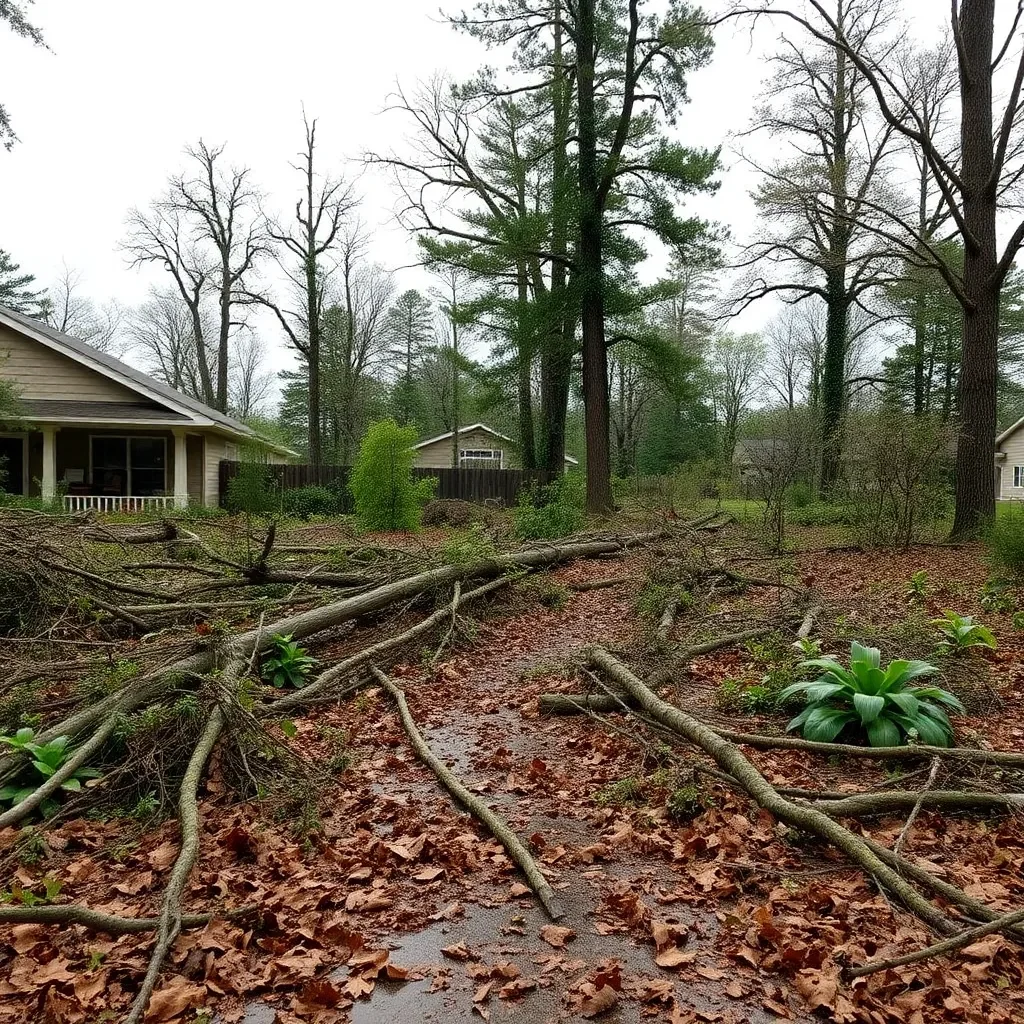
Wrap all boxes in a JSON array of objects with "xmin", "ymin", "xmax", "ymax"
[
  {"xmin": 128, "ymin": 288, "xmax": 213, "ymax": 401},
  {"xmin": 731, "ymin": 0, "xmax": 1024, "ymax": 533},
  {"xmin": 252, "ymin": 111, "xmax": 354, "ymax": 465},
  {"xmin": 228, "ymin": 333, "xmax": 273, "ymax": 419},
  {"xmin": 124, "ymin": 141, "xmax": 265, "ymax": 413},
  {"xmin": 731, "ymin": 0, "xmax": 898, "ymax": 489},
  {"xmin": 708, "ymin": 332, "xmax": 766, "ymax": 463},
  {"xmin": 40, "ymin": 264, "xmax": 125, "ymax": 354}
]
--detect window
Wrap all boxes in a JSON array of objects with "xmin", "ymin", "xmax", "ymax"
[
  {"xmin": 460, "ymin": 448, "xmax": 503, "ymax": 469},
  {"xmin": 90, "ymin": 436, "xmax": 167, "ymax": 496},
  {"xmin": 1015, "ymin": 466, "xmax": 1024, "ymax": 489}
]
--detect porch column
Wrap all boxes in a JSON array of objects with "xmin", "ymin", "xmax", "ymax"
[
  {"xmin": 41, "ymin": 426, "xmax": 57, "ymax": 501},
  {"xmin": 172, "ymin": 429, "xmax": 189, "ymax": 509}
]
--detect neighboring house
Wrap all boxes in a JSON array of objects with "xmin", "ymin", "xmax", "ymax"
[
  {"xmin": 995, "ymin": 416, "xmax": 1024, "ymax": 499},
  {"xmin": 412, "ymin": 423, "xmax": 579, "ymax": 471},
  {"xmin": 732, "ymin": 438, "xmax": 795, "ymax": 485},
  {"xmin": 0, "ymin": 304, "xmax": 293, "ymax": 510}
]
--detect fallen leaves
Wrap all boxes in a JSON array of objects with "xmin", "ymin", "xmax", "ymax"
[{"xmin": 539, "ymin": 924, "xmax": 576, "ymax": 948}]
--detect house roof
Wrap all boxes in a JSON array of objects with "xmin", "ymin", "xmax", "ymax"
[
  {"xmin": 413, "ymin": 423, "xmax": 579, "ymax": 465},
  {"xmin": 997, "ymin": 415, "xmax": 1024, "ymax": 446},
  {"xmin": 19, "ymin": 400, "xmax": 191, "ymax": 423},
  {"xmin": 0, "ymin": 305, "xmax": 294, "ymax": 454}
]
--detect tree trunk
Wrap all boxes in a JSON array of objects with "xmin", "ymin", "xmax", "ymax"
[
  {"xmin": 820, "ymin": 273, "xmax": 848, "ymax": 491},
  {"xmin": 538, "ymin": 3, "xmax": 573, "ymax": 475},
  {"xmin": 307, "ymin": 256, "xmax": 322, "ymax": 467},
  {"xmin": 577, "ymin": 0, "xmax": 613, "ymax": 512},
  {"xmin": 517, "ymin": 264, "xmax": 536, "ymax": 470},
  {"xmin": 951, "ymin": 0, "xmax": 999, "ymax": 536},
  {"xmin": 913, "ymin": 286, "xmax": 926, "ymax": 416},
  {"xmin": 217, "ymin": 273, "xmax": 230, "ymax": 414}
]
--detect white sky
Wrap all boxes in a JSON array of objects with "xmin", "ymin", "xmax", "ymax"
[{"xmin": 0, "ymin": 0, "xmax": 963, "ymax": 387}]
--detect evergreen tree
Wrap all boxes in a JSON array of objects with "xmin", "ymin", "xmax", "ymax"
[
  {"xmin": 0, "ymin": 249, "xmax": 43, "ymax": 313},
  {"xmin": 385, "ymin": 290, "xmax": 435, "ymax": 426}
]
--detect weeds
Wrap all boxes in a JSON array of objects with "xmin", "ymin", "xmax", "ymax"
[{"xmin": 906, "ymin": 570, "xmax": 929, "ymax": 602}]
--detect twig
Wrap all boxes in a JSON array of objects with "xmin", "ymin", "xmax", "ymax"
[
  {"xmin": 894, "ymin": 757, "xmax": 942, "ymax": 856},
  {"xmin": 848, "ymin": 906, "xmax": 1024, "ymax": 978},
  {"xmin": 372, "ymin": 665, "xmax": 565, "ymax": 921}
]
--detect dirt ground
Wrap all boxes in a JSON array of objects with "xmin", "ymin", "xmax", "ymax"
[{"xmin": 2, "ymin": 529, "xmax": 1024, "ymax": 1023}]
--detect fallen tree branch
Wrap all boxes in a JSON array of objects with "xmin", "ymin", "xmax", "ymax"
[
  {"xmin": 569, "ymin": 575, "xmax": 633, "ymax": 592},
  {"xmin": 847, "ymin": 906, "xmax": 1024, "ymax": 978},
  {"xmin": 123, "ymin": 706, "xmax": 225, "ymax": 1024},
  {"xmin": 894, "ymin": 757, "xmax": 941, "ymax": 856},
  {"xmin": 588, "ymin": 647, "xmax": 959, "ymax": 936},
  {"xmin": 0, "ymin": 903, "xmax": 252, "ymax": 934},
  {"xmin": 372, "ymin": 665, "xmax": 565, "ymax": 921},
  {"xmin": 797, "ymin": 788, "xmax": 1024, "ymax": 817},
  {"xmin": 656, "ymin": 597, "xmax": 680, "ymax": 642}
]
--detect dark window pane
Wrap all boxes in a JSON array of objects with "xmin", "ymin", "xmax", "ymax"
[{"xmin": 130, "ymin": 437, "xmax": 166, "ymax": 469}]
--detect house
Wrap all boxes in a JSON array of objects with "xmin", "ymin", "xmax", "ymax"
[
  {"xmin": 995, "ymin": 416, "xmax": 1024, "ymax": 499},
  {"xmin": 732, "ymin": 438, "xmax": 796, "ymax": 484},
  {"xmin": 0, "ymin": 304, "xmax": 292, "ymax": 510},
  {"xmin": 412, "ymin": 423, "xmax": 579, "ymax": 471}
]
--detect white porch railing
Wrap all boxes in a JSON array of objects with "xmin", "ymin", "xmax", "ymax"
[{"xmin": 63, "ymin": 495, "xmax": 178, "ymax": 513}]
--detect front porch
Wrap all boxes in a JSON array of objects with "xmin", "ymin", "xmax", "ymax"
[{"xmin": 0, "ymin": 426, "xmax": 206, "ymax": 509}]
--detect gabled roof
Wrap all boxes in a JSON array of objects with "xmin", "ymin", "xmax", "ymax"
[
  {"xmin": 997, "ymin": 414, "xmax": 1024, "ymax": 445},
  {"xmin": 413, "ymin": 423, "xmax": 579, "ymax": 465},
  {"xmin": 0, "ymin": 305, "xmax": 294, "ymax": 454}
]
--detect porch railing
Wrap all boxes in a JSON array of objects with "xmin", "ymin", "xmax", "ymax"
[{"xmin": 62, "ymin": 495, "xmax": 178, "ymax": 513}]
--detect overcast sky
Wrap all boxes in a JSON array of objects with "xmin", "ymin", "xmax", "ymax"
[{"xmin": 0, "ymin": 0, "xmax": 956, "ymax": 384}]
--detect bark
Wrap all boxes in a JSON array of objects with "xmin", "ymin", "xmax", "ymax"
[
  {"xmin": 820, "ymin": 275, "xmax": 849, "ymax": 490},
  {"xmin": 516, "ymin": 264, "xmax": 536, "ymax": 470},
  {"xmin": 588, "ymin": 647, "xmax": 959, "ymax": 935},
  {"xmin": 951, "ymin": 0, "xmax": 999, "ymax": 535},
  {"xmin": 577, "ymin": 0, "xmax": 613, "ymax": 512},
  {"xmin": 374, "ymin": 667, "xmax": 564, "ymax": 920}
]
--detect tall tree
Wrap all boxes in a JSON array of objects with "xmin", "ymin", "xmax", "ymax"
[
  {"xmin": 125, "ymin": 141, "xmax": 264, "ymax": 413},
  {"xmin": 745, "ymin": 0, "xmax": 1024, "ymax": 533},
  {"xmin": 129, "ymin": 288, "xmax": 214, "ymax": 401},
  {"xmin": 0, "ymin": 248, "xmax": 42, "ymax": 312},
  {"xmin": 732, "ymin": 0, "xmax": 897, "ymax": 489},
  {"xmin": 385, "ymin": 289, "xmax": 435, "ymax": 426},
  {"xmin": 430, "ymin": 266, "xmax": 472, "ymax": 465},
  {"xmin": 0, "ymin": 1, "xmax": 44, "ymax": 150},
  {"xmin": 252, "ymin": 112, "xmax": 354, "ymax": 465},
  {"xmin": 707, "ymin": 332, "xmax": 766, "ymax": 463}
]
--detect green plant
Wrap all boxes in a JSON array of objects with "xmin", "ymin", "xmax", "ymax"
[
  {"xmin": 666, "ymin": 783, "xmax": 711, "ymax": 821},
  {"xmin": 349, "ymin": 418, "xmax": 434, "ymax": 531},
  {"xmin": 442, "ymin": 523, "xmax": 497, "ymax": 565},
  {"xmin": 0, "ymin": 729, "xmax": 102, "ymax": 816},
  {"xmin": 513, "ymin": 473, "xmax": 585, "ymax": 540},
  {"xmin": 1013, "ymin": 611, "xmax": 1024, "ymax": 631},
  {"xmin": 224, "ymin": 460, "xmax": 281, "ymax": 516},
  {"xmin": 980, "ymin": 579, "xmax": 1016, "ymax": 613},
  {"xmin": 792, "ymin": 637, "xmax": 822, "ymax": 658},
  {"xmin": 0, "ymin": 876, "xmax": 62, "ymax": 906},
  {"xmin": 988, "ymin": 503, "xmax": 1024, "ymax": 576},
  {"xmin": 740, "ymin": 683, "xmax": 781, "ymax": 714},
  {"xmin": 906, "ymin": 570, "xmax": 929, "ymax": 602},
  {"xmin": 782, "ymin": 641, "xmax": 965, "ymax": 747},
  {"xmin": 261, "ymin": 634, "xmax": 316, "ymax": 689},
  {"xmin": 281, "ymin": 486, "xmax": 340, "ymax": 520},
  {"xmin": 932, "ymin": 611, "xmax": 998, "ymax": 655},
  {"xmin": 595, "ymin": 776, "xmax": 645, "ymax": 806}
]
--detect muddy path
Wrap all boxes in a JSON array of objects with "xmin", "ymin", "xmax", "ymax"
[{"xmin": 240, "ymin": 557, "xmax": 815, "ymax": 1023}]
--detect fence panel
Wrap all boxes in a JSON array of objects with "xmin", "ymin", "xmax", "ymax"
[{"xmin": 219, "ymin": 461, "xmax": 558, "ymax": 508}]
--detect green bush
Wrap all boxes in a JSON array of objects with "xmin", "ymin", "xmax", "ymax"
[
  {"xmin": 225, "ymin": 462, "xmax": 280, "ymax": 516},
  {"xmin": 782, "ymin": 641, "xmax": 964, "ymax": 747},
  {"xmin": 513, "ymin": 473, "xmax": 585, "ymax": 540},
  {"xmin": 784, "ymin": 481, "xmax": 816, "ymax": 509},
  {"xmin": 282, "ymin": 486, "xmax": 339, "ymax": 519},
  {"xmin": 988, "ymin": 503, "xmax": 1024, "ymax": 575},
  {"xmin": 787, "ymin": 501, "xmax": 859, "ymax": 527},
  {"xmin": 349, "ymin": 419, "xmax": 434, "ymax": 532}
]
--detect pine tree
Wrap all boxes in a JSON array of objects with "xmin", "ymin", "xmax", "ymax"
[{"xmin": 0, "ymin": 249, "xmax": 43, "ymax": 313}]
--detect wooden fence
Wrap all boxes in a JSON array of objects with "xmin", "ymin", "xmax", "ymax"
[{"xmin": 218, "ymin": 461, "xmax": 559, "ymax": 509}]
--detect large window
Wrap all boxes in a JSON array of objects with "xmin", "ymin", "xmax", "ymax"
[
  {"xmin": 459, "ymin": 448, "xmax": 503, "ymax": 469},
  {"xmin": 91, "ymin": 436, "xmax": 167, "ymax": 496},
  {"xmin": 1015, "ymin": 466, "xmax": 1024, "ymax": 489}
]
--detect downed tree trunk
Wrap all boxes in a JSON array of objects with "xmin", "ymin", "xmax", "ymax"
[
  {"xmin": 802, "ymin": 789, "xmax": 1024, "ymax": 817},
  {"xmin": 587, "ymin": 647, "xmax": 960, "ymax": 936},
  {"xmin": 27, "ymin": 531, "xmax": 668, "ymax": 752},
  {"xmin": 0, "ymin": 904, "xmax": 251, "ymax": 935},
  {"xmin": 656, "ymin": 597, "xmax": 679, "ymax": 642},
  {"xmin": 372, "ymin": 666, "xmax": 565, "ymax": 921}
]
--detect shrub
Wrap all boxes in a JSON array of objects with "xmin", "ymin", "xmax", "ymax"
[
  {"xmin": 282, "ymin": 486, "xmax": 339, "ymax": 520},
  {"xmin": 933, "ymin": 611, "xmax": 997, "ymax": 656},
  {"xmin": 225, "ymin": 461, "xmax": 280, "ymax": 516},
  {"xmin": 785, "ymin": 481, "xmax": 816, "ymax": 509},
  {"xmin": 782, "ymin": 642, "xmax": 964, "ymax": 747},
  {"xmin": 261, "ymin": 634, "xmax": 316, "ymax": 689},
  {"xmin": 513, "ymin": 473, "xmax": 585, "ymax": 540},
  {"xmin": 349, "ymin": 419, "xmax": 434, "ymax": 531},
  {"xmin": 987, "ymin": 503, "xmax": 1024, "ymax": 575}
]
